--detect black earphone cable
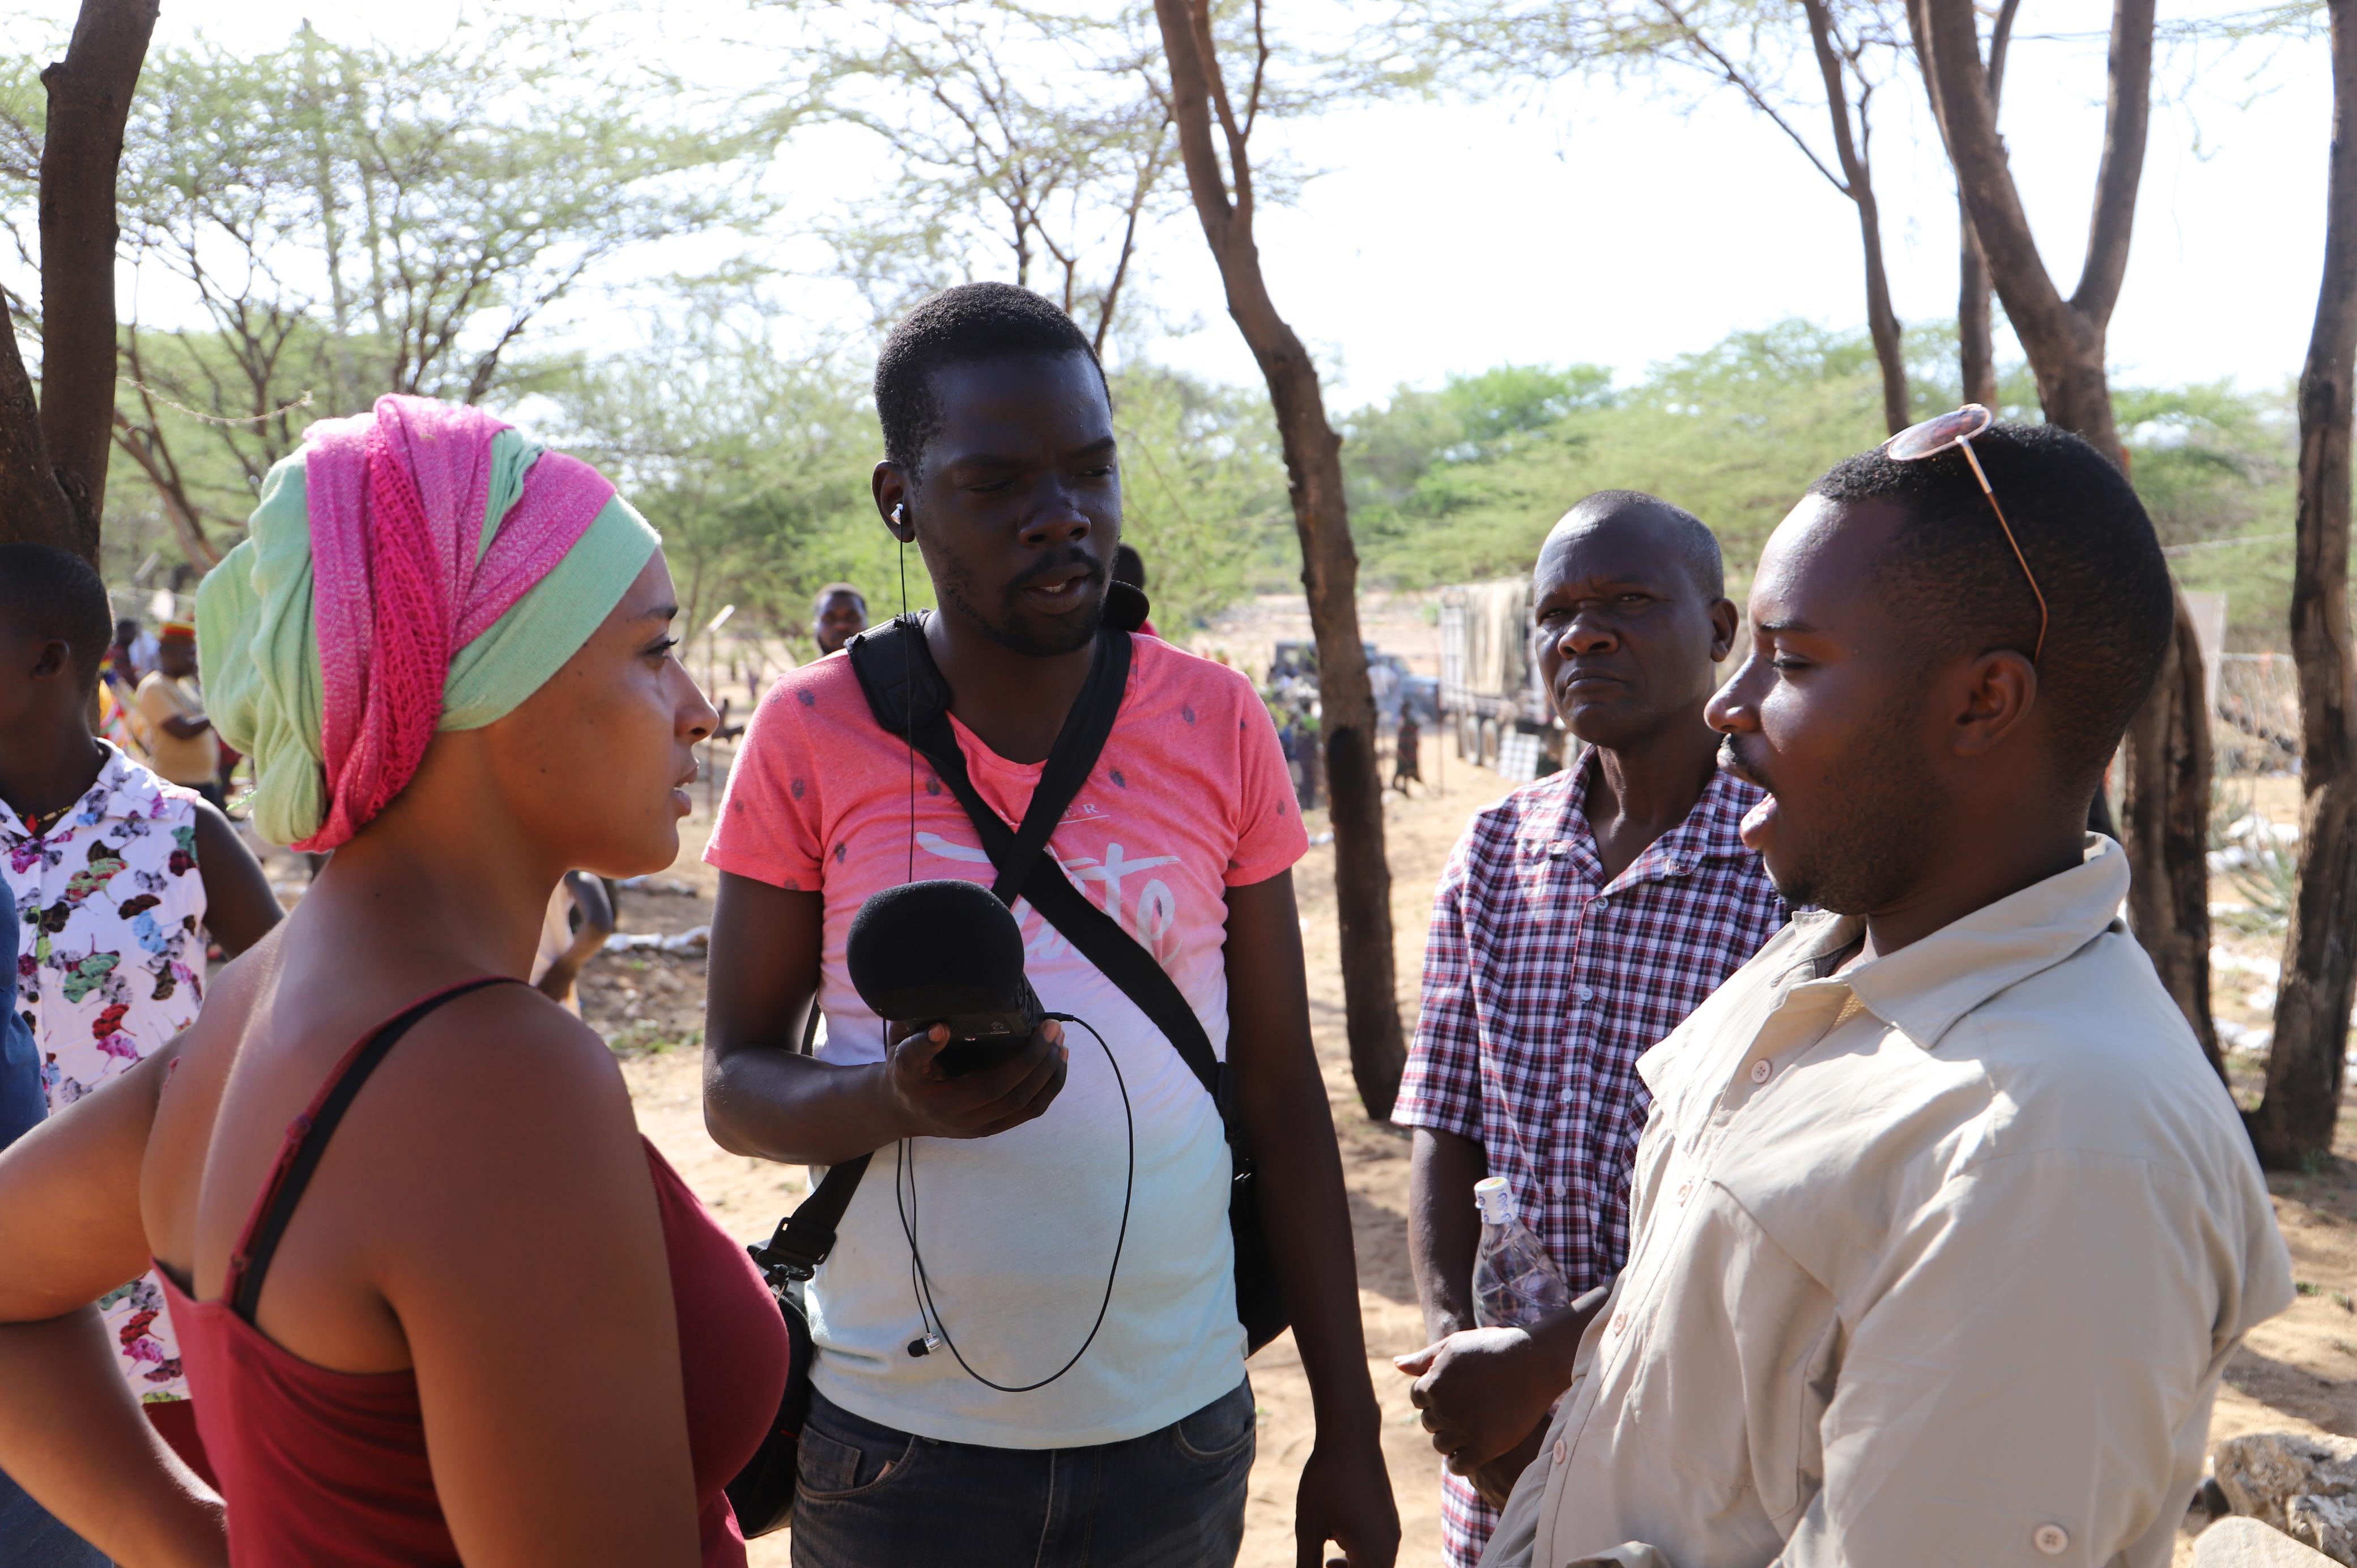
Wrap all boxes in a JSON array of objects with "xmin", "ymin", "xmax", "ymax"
[
  {"xmin": 884, "ymin": 505, "xmax": 1129, "ymax": 1392},
  {"xmin": 895, "ymin": 1011, "xmax": 1134, "ymax": 1392}
]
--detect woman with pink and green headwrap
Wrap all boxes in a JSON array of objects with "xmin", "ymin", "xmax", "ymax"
[{"xmin": 0, "ymin": 395, "xmax": 788, "ymax": 1567}]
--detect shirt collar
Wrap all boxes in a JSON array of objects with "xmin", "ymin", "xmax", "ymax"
[
  {"xmin": 1794, "ymin": 834, "xmax": 2132, "ymax": 1051},
  {"xmin": 0, "ymin": 742, "xmax": 138, "ymax": 845},
  {"xmin": 1545, "ymin": 747, "xmax": 1762, "ymax": 889}
]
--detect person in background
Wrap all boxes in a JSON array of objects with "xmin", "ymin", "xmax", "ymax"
[
  {"xmin": 1391, "ymin": 707, "xmax": 1422, "ymax": 795},
  {"xmin": 810, "ymin": 583, "xmax": 869, "ymax": 657},
  {"xmin": 0, "ymin": 879, "xmax": 108, "ymax": 1568},
  {"xmin": 0, "ymin": 543, "xmax": 283, "ymax": 1480},
  {"xmin": 702, "ymin": 282, "xmax": 1397, "ymax": 1568},
  {"xmin": 1457, "ymin": 420, "xmax": 2288, "ymax": 1568},
  {"xmin": 1389, "ymin": 493, "xmax": 1786, "ymax": 1568},
  {"xmin": 1111, "ymin": 542, "xmax": 1160, "ymax": 637},
  {"xmin": 110, "ymin": 617, "xmax": 151, "ymax": 688},
  {"xmin": 0, "ymin": 394, "xmax": 784, "ymax": 1566},
  {"xmin": 136, "ymin": 621, "xmax": 223, "ymax": 810},
  {"xmin": 532, "ymin": 870, "xmax": 618, "ymax": 1017}
]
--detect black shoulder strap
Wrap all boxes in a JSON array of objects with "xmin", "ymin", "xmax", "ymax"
[
  {"xmin": 849, "ymin": 616, "xmax": 1227, "ymax": 1109},
  {"xmin": 233, "ymin": 976, "xmax": 516, "ymax": 1323},
  {"xmin": 752, "ymin": 615, "xmax": 1133, "ymax": 1285}
]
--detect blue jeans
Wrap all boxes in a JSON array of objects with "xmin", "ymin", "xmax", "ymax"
[
  {"xmin": 0, "ymin": 1468, "xmax": 108, "ymax": 1568},
  {"xmin": 789, "ymin": 1381, "xmax": 1254, "ymax": 1568}
]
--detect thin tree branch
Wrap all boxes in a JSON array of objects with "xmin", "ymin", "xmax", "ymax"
[
  {"xmin": 1653, "ymin": 0, "xmax": 1850, "ymax": 195},
  {"xmin": 2071, "ymin": 0, "xmax": 2158, "ymax": 321}
]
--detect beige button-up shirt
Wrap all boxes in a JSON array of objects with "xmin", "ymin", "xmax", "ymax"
[{"xmin": 1484, "ymin": 837, "xmax": 2291, "ymax": 1568}]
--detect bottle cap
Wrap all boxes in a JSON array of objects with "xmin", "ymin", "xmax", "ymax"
[{"xmin": 1474, "ymin": 1177, "xmax": 1513, "ymax": 1224}]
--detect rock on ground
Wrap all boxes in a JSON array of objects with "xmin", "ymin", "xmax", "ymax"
[
  {"xmin": 2216, "ymin": 1433, "xmax": 2357, "ymax": 1563},
  {"xmin": 2196, "ymin": 1518, "xmax": 2343, "ymax": 1566}
]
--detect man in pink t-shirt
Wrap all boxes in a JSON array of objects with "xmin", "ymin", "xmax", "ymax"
[{"xmin": 703, "ymin": 283, "xmax": 1398, "ymax": 1568}]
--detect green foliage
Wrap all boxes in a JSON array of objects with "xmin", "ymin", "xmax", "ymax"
[
  {"xmin": 1110, "ymin": 364, "xmax": 1292, "ymax": 629},
  {"xmin": 542, "ymin": 317, "xmax": 886, "ymax": 648},
  {"xmin": 4, "ymin": 16, "xmax": 762, "ymax": 563},
  {"xmin": 2117, "ymin": 382, "xmax": 2298, "ymax": 649},
  {"xmin": 1338, "ymin": 318, "xmax": 2293, "ymax": 640}
]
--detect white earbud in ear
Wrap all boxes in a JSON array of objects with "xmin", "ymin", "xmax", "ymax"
[{"xmin": 892, "ymin": 503, "xmax": 907, "ymax": 529}]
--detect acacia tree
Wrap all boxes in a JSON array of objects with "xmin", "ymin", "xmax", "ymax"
[
  {"xmin": 1950, "ymin": 0, "xmax": 2020, "ymax": 408},
  {"xmin": 1913, "ymin": 0, "xmax": 2221, "ymax": 1069},
  {"xmin": 156, "ymin": 26, "xmax": 738, "ymax": 563},
  {"xmin": 2249, "ymin": 0, "xmax": 2357, "ymax": 1169},
  {"xmin": 4, "ymin": 20, "xmax": 752, "ymax": 567},
  {"xmin": 1151, "ymin": 0, "xmax": 1407, "ymax": 1118},
  {"xmin": 1395, "ymin": 0, "xmax": 1918, "ymax": 434},
  {"xmin": 0, "ymin": 0, "xmax": 156, "ymax": 564},
  {"xmin": 1654, "ymin": 0, "xmax": 1915, "ymax": 433},
  {"xmin": 767, "ymin": 0, "xmax": 1181, "ymax": 355}
]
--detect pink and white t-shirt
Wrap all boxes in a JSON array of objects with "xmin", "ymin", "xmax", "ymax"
[{"xmin": 707, "ymin": 633, "xmax": 1306, "ymax": 1447}]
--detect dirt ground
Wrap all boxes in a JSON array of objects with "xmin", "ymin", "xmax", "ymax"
[{"xmin": 325, "ymin": 598, "xmax": 2345, "ymax": 1567}]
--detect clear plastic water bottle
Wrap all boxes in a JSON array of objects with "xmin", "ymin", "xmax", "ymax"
[{"xmin": 1471, "ymin": 1177, "xmax": 1573, "ymax": 1328}]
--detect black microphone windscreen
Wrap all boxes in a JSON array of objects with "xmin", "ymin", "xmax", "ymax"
[{"xmin": 846, "ymin": 879, "xmax": 1029, "ymax": 1022}]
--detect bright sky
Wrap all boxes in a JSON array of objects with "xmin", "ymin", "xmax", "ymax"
[{"xmin": 29, "ymin": 0, "xmax": 2334, "ymax": 409}]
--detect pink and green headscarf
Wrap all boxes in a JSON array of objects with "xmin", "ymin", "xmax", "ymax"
[{"xmin": 197, "ymin": 394, "xmax": 659, "ymax": 850}]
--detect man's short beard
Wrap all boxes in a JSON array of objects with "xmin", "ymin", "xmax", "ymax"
[
  {"xmin": 936, "ymin": 569, "xmax": 1105, "ymax": 657},
  {"xmin": 1768, "ymin": 692, "xmax": 1949, "ymax": 915}
]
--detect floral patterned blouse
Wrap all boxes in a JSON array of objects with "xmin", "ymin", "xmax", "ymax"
[{"xmin": 3, "ymin": 743, "xmax": 209, "ymax": 1401}]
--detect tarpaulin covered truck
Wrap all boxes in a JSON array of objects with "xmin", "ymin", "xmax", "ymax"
[{"xmin": 1437, "ymin": 578, "xmax": 1558, "ymax": 778}]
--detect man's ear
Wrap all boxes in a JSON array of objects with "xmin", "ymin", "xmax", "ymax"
[
  {"xmin": 1951, "ymin": 649, "xmax": 2038, "ymax": 758},
  {"xmin": 1708, "ymin": 598, "xmax": 1741, "ymax": 663},
  {"xmin": 872, "ymin": 462, "xmax": 915, "ymax": 542},
  {"xmin": 21, "ymin": 637, "xmax": 71, "ymax": 684}
]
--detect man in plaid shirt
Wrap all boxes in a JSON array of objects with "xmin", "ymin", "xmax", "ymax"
[{"xmin": 1392, "ymin": 493, "xmax": 1786, "ymax": 1568}]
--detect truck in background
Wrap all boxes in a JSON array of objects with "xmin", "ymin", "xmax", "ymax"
[{"xmin": 1438, "ymin": 578, "xmax": 1560, "ymax": 779}]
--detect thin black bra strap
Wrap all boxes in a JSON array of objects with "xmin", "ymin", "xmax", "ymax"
[{"xmin": 231, "ymin": 977, "xmax": 517, "ymax": 1324}]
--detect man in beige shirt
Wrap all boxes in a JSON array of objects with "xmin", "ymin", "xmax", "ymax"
[
  {"xmin": 133, "ymin": 620, "xmax": 220, "ymax": 803},
  {"xmin": 1413, "ymin": 415, "xmax": 2290, "ymax": 1568}
]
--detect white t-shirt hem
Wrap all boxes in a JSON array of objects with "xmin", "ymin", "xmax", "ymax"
[{"xmin": 808, "ymin": 1344, "xmax": 1248, "ymax": 1451}]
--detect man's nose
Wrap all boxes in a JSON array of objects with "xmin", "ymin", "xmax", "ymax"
[
  {"xmin": 1562, "ymin": 608, "xmax": 1618, "ymax": 655},
  {"xmin": 1020, "ymin": 492, "xmax": 1092, "ymax": 548},
  {"xmin": 1705, "ymin": 661, "xmax": 1759, "ymax": 734}
]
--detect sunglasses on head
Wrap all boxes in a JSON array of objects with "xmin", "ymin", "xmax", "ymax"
[{"xmin": 1884, "ymin": 403, "xmax": 2048, "ymax": 663}]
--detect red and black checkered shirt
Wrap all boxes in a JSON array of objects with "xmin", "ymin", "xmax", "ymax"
[{"xmin": 1393, "ymin": 751, "xmax": 1786, "ymax": 1566}]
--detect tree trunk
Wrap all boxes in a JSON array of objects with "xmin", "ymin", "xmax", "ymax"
[
  {"xmin": 2120, "ymin": 595, "xmax": 2222, "ymax": 1077},
  {"xmin": 0, "ymin": 305, "xmax": 79, "ymax": 551},
  {"xmin": 35, "ymin": 0, "xmax": 159, "ymax": 558},
  {"xmin": 1952, "ymin": 0, "xmax": 2018, "ymax": 410},
  {"xmin": 1856, "ymin": 187, "xmax": 1908, "ymax": 435},
  {"xmin": 1153, "ymin": 0, "xmax": 1407, "ymax": 1118},
  {"xmin": 2250, "ymin": 0, "xmax": 2357, "ymax": 1171},
  {"xmin": 1798, "ymin": 0, "xmax": 1905, "ymax": 435},
  {"xmin": 1958, "ymin": 203, "xmax": 1999, "ymax": 408},
  {"xmin": 1917, "ymin": 0, "xmax": 2216, "ymax": 1055}
]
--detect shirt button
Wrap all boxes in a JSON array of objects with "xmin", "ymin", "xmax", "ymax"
[
  {"xmin": 1592, "ymin": 896, "xmax": 1609, "ymax": 911},
  {"xmin": 1607, "ymin": 1313, "xmax": 1626, "ymax": 1336},
  {"xmin": 1575, "ymin": 985, "xmax": 1593, "ymax": 1002},
  {"xmin": 1748, "ymin": 1059, "xmax": 1772, "ymax": 1084},
  {"xmin": 1675, "ymin": 1182, "xmax": 1693, "ymax": 1203},
  {"xmin": 2032, "ymin": 1524, "xmax": 2069, "ymax": 1556},
  {"xmin": 1551, "ymin": 1438, "xmax": 1567, "ymax": 1465}
]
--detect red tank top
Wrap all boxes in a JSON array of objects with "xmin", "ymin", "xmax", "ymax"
[{"xmin": 156, "ymin": 980, "xmax": 789, "ymax": 1566}]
